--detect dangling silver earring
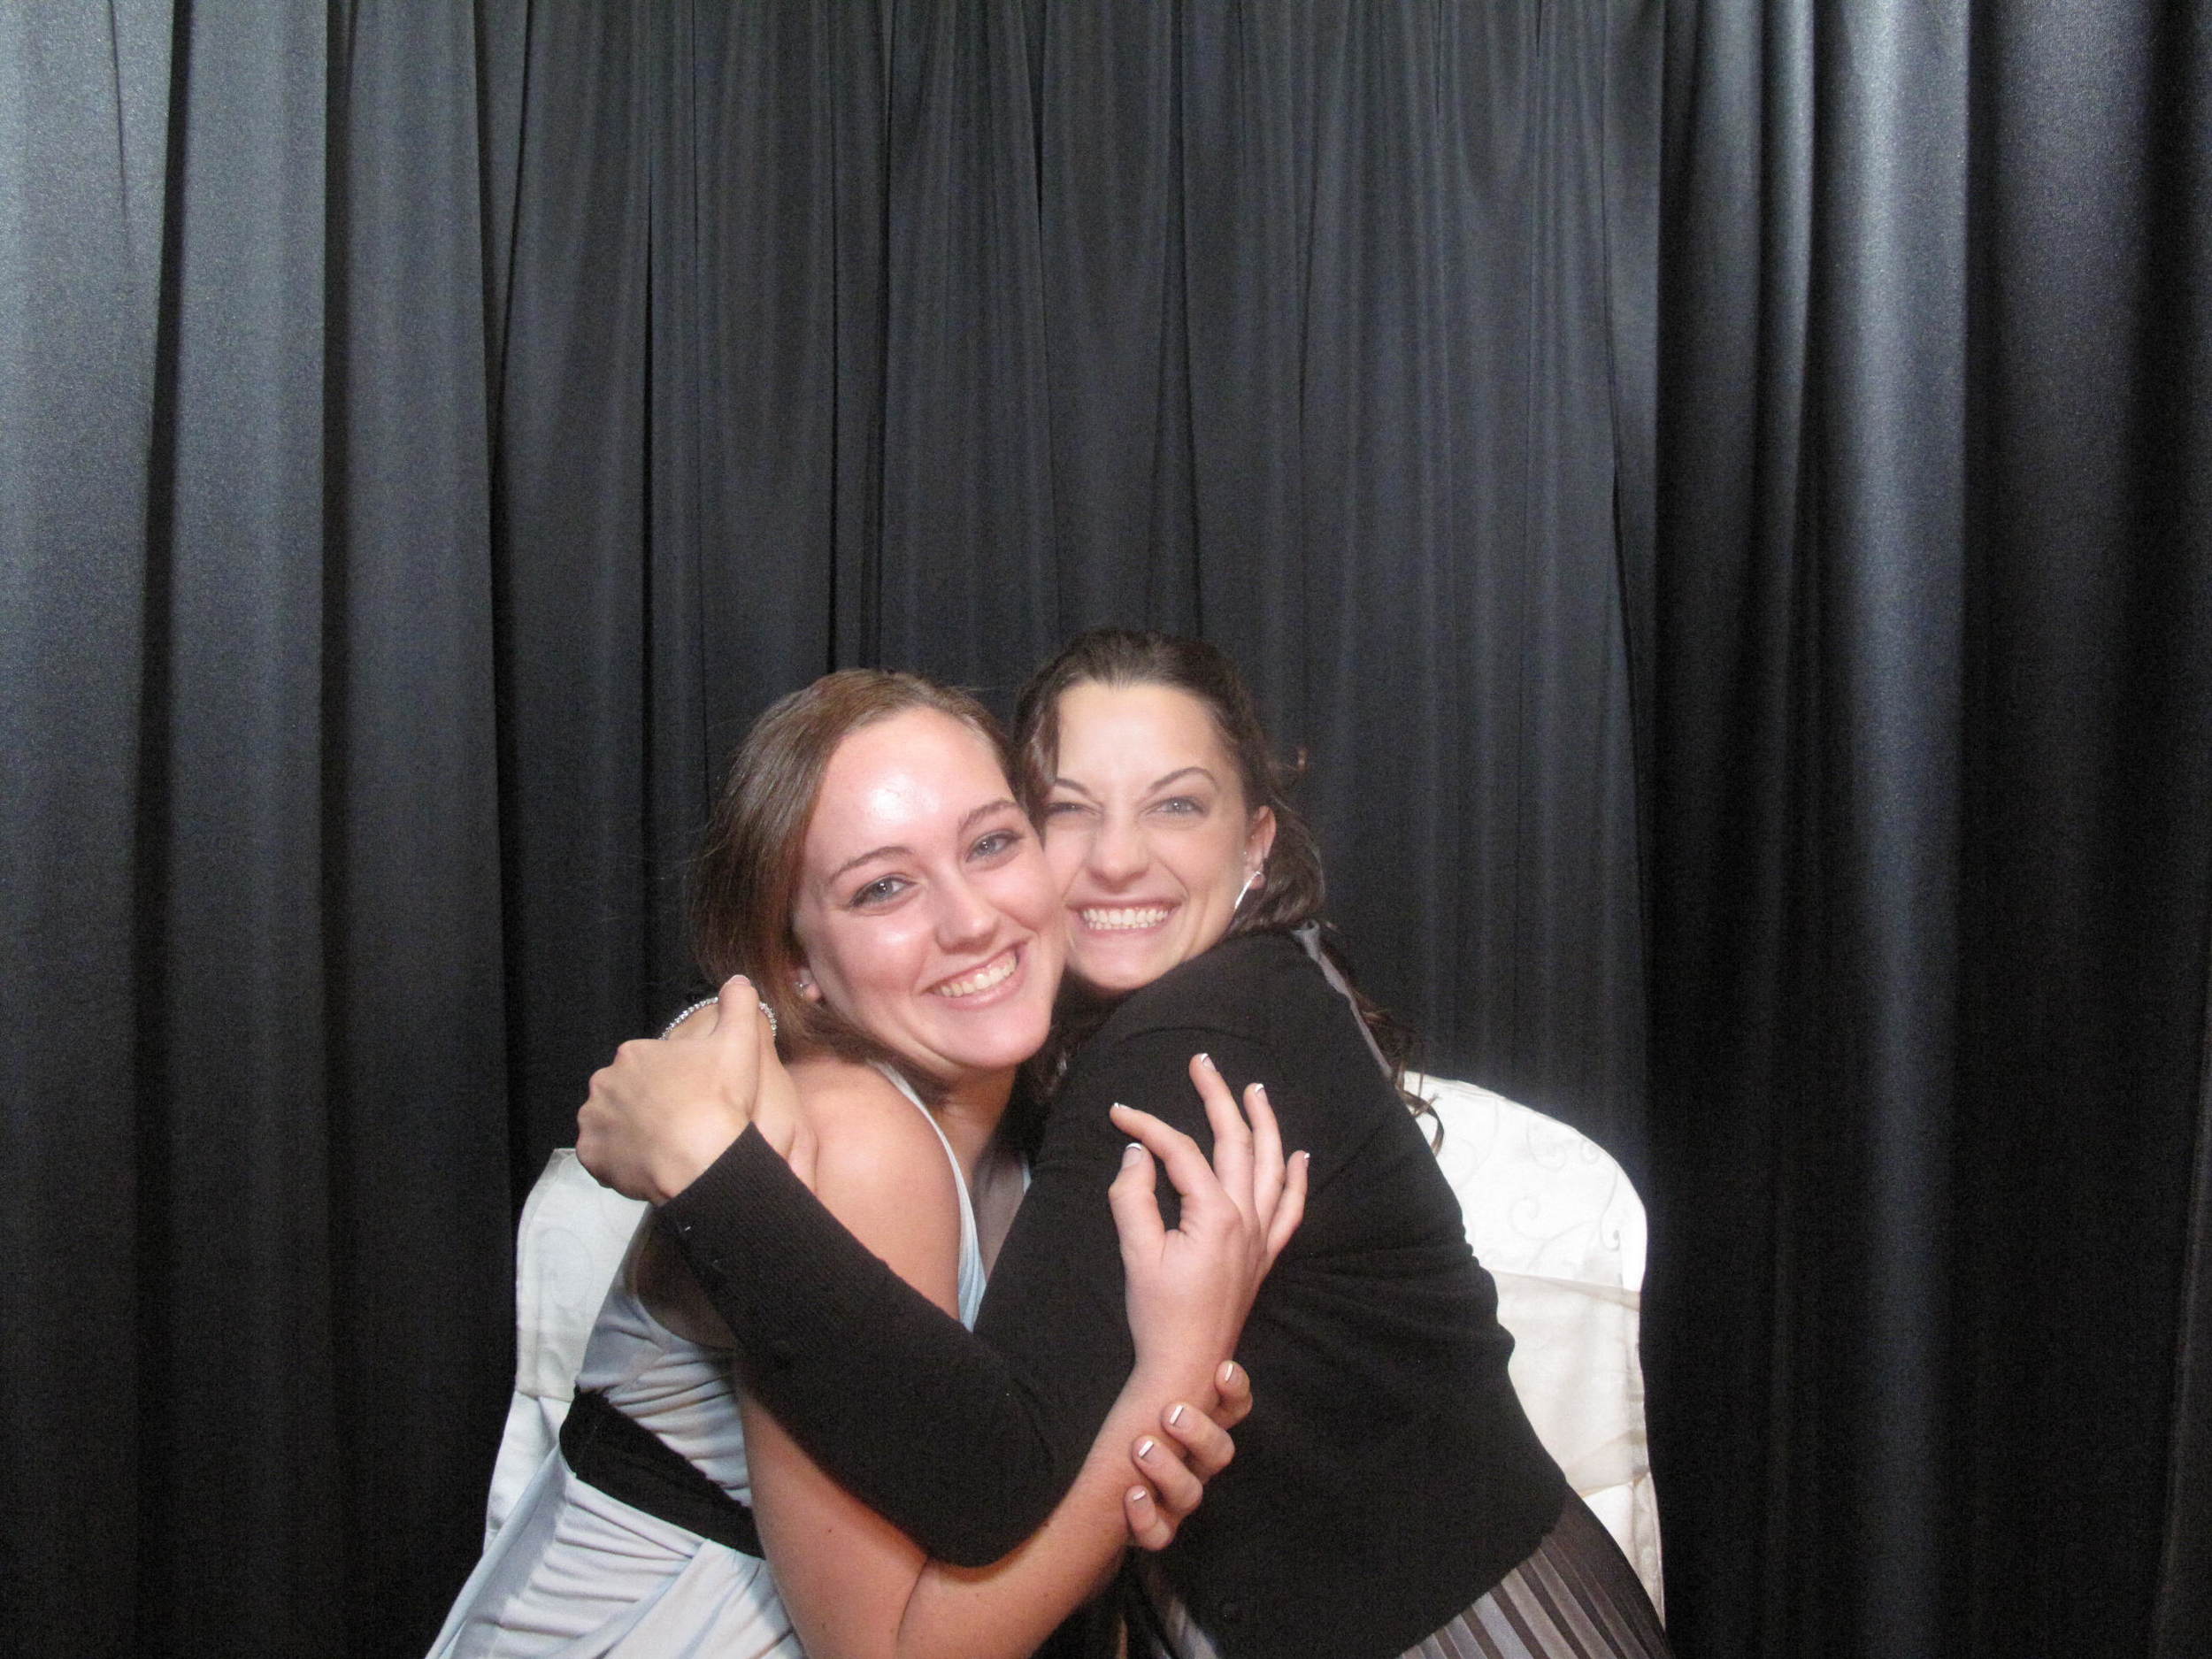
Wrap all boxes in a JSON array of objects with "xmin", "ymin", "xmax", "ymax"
[{"xmin": 1233, "ymin": 867, "xmax": 1261, "ymax": 910}]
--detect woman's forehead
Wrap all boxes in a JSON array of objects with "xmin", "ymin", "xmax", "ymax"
[
  {"xmin": 1054, "ymin": 681, "xmax": 1234, "ymax": 777},
  {"xmin": 807, "ymin": 710, "xmax": 1016, "ymax": 856}
]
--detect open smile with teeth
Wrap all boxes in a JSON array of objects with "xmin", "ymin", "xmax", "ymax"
[
  {"xmin": 931, "ymin": 948, "xmax": 1020, "ymax": 999},
  {"xmin": 1079, "ymin": 905, "xmax": 1174, "ymax": 932}
]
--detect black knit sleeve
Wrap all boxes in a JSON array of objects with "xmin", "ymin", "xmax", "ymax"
[{"xmin": 656, "ymin": 1021, "xmax": 1258, "ymax": 1564}]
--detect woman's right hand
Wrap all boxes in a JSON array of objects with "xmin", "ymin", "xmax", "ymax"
[
  {"xmin": 577, "ymin": 974, "xmax": 810, "ymax": 1202},
  {"xmin": 1106, "ymin": 1056, "xmax": 1307, "ymax": 1405}
]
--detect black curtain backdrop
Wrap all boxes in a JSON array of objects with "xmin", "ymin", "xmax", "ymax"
[
  {"xmin": 1, "ymin": 5, "xmax": 2204, "ymax": 1659},
  {"xmin": 4, "ymin": 4, "xmax": 516, "ymax": 1654},
  {"xmin": 1647, "ymin": 3, "xmax": 2210, "ymax": 1659}
]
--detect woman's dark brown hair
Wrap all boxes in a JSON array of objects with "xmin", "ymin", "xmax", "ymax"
[
  {"xmin": 1012, "ymin": 628, "xmax": 1417, "ymax": 1093},
  {"xmin": 688, "ymin": 669, "xmax": 1014, "ymax": 1073}
]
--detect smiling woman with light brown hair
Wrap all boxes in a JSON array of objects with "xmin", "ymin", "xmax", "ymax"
[{"xmin": 431, "ymin": 668, "xmax": 1297, "ymax": 1659}]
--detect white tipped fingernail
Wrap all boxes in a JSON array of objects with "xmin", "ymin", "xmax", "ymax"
[
  {"xmin": 1136, "ymin": 1438, "xmax": 1157, "ymax": 1461},
  {"xmin": 1128, "ymin": 1486, "xmax": 1150, "ymax": 1505},
  {"xmin": 1123, "ymin": 1142, "xmax": 1144, "ymax": 1165},
  {"xmin": 1218, "ymin": 1361, "xmax": 1240, "ymax": 1386},
  {"xmin": 1167, "ymin": 1403, "xmax": 1186, "ymax": 1427},
  {"xmin": 1195, "ymin": 1052, "xmax": 1215, "ymax": 1069}
]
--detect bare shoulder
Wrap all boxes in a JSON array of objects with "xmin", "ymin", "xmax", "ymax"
[
  {"xmin": 785, "ymin": 1054, "xmax": 963, "ymax": 1311},
  {"xmin": 787, "ymin": 1056, "xmax": 958, "ymax": 1206},
  {"xmin": 787, "ymin": 1054, "xmax": 929, "ymax": 1140}
]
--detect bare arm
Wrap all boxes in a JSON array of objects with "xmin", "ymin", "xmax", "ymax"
[
  {"xmin": 579, "ymin": 972, "xmax": 1306, "ymax": 1562},
  {"xmin": 748, "ymin": 1067, "xmax": 1302, "ymax": 1659}
]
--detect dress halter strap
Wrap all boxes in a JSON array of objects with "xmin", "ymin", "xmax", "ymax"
[{"xmin": 1291, "ymin": 921, "xmax": 1394, "ymax": 1079}]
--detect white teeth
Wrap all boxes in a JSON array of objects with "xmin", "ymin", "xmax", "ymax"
[
  {"xmin": 1080, "ymin": 906, "xmax": 1171, "ymax": 932},
  {"xmin": 932, "ymin": 951, "xmax": 1018, "ymax": 998}
]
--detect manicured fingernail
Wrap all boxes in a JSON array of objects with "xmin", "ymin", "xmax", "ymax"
[
  {"xmin": 1123, "ymin": 1142, "xmax": 1144, "ymax": 1165},
  {"xmin": 1251, "ymin": 1081, "xmax": 1268, "ymax": 1099},
  {"xmin": 1217, "ymin": 1361, "xmax": 1240, "ymax": 1386},
  {"xmin": 1195, "ymin": 1052, "xmax": 1215, "ymax": 1069},
  {"xmin": 1296, "ymin": 1149, "xmax": 1310, "ymax": 1164},
  {"xmin": 1167, "ymin": 1403, "xmax": 1186, "ymax": 1428},
  {"xmin": 1136, "ymin": 1438, "xmax": 1157, "ymax": 1461},
  {"xmin": 1128, "ymin": 1486, "xmax": 1151, "ymax": 1505}
]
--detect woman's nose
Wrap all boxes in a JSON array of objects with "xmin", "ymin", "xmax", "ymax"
[
  {"xmin": 935, "ymin": 873, "xmax": 1000, "ymax": 949},
  {"xmin": 1088, "ymin": 813, "xmax": 1148, "ymax": 884}
]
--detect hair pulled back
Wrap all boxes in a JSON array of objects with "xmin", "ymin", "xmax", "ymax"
[
  {"xmin": 1013, "ymin": 630, "xmax": 1325, "ymax": 935},
  {"xmin": 1013, "ymin": 629, "xmax": 1415, "ymax": 1087}
]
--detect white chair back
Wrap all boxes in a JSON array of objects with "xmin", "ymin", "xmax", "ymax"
[
  {"xmin": 482, "ymin": 1149, "xmax": 649, "ymax": 1544},
  {"xmin": 1406, "ymin": 1071, "xmax": 1663, "ymax": 1615}
]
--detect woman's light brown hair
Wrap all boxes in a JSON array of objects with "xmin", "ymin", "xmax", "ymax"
[{"xmin": 688, "ymin": 669, "xmax": 1014, "ymax": 1071}]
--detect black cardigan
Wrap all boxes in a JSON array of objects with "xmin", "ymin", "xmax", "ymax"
[{"xmin": 661, "ymin": 932, "xmax": 1565, "ymax": 1659}]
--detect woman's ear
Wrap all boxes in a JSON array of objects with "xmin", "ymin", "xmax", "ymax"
[
  {"xmin": 794, "ymin": 964, "xmax": 824, "ymax": 1002},
  {"xmin": 1245, "ymin": 804, "xmax": 1278, "ymax": 872}
]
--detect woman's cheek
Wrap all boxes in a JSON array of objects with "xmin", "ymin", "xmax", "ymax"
[{"xmin": 1041, "ymin": 829, "xmax": 1087, "ymax": 893}]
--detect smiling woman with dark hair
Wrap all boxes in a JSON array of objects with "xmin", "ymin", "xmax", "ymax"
[{"xmin": 583, "ymin": 632, "xmax": 1671, "ymax": 1659}]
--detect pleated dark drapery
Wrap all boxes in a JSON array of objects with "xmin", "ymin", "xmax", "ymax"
[
  {"xmin": 1647, "ymin": 3, "xmax": 2211, "ymax": 1658},
  {"xmin": 4, "ymin": 3, "xmax": 514, "ymax": 1655},
  {"xmin": 3, "ymin": 4, "xmax": 1652, "ymax": 1654},
  {"xmin": 3, "ymin": 3, "xmax": 2207, "ymax": 1658},
  {"xmin": 511, "ymin": 0, "xmax": 1661, "ymax": 1174}
]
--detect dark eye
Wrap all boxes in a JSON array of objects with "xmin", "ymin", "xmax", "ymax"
[{"xmin": 1041, "ymin": 799, "xmax": 1088, "ymax": 819}]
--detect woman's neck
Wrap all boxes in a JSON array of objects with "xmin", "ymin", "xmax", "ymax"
[{"xmin": 926, "ymin": 1068, "xmax": 1015, "ymax": 1185}]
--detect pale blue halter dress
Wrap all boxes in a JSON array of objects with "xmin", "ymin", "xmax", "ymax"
[{"xmin": 426, "ymin": 1067, "xmax": 986, "ymax": 1659}]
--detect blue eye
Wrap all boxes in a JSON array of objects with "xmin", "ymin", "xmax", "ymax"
[
  {"xmin": 972, "ymin": 828, "xmax": 1022, "ymax": 859},
  {"xmin": 852, "ymin": 875, "xmax": 909, "ymax": 908},
  {"xmin": 1155, "ymin": 795, "xmax": 1204, "ymax": 816}
]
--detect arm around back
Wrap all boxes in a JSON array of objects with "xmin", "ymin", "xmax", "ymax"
[{"xmin": 659, "ymin": 1018, "xmax": 1274, "ymax": 1562}]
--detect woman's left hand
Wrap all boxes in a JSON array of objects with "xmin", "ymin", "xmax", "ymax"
[
  {"xmin": 1122, "ymin": 1361, "xmax": 1252, "ymax": 1550},
  {"xmin": 1107, "ymin": 1055, "xmax": 1307, "ymax": 1404}
]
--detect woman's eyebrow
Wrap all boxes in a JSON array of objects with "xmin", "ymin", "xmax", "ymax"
[
  {"xmin": 826, "ymin": 843, "xmax": 908, "ymax": 884},
  {"xmin": 1146, "ymin": 765, "xmax": 1215, "ymax": 794},
  {"xmin": 957, "ymin": 797, "xmax": 1021, "ymax": 834},
  {"xmin": 1048, "ymin": 766, "xmax": 1215, "ymax": 795},
  {"xmin": 824, "ymin": 799, "xmax": 1018, "ymax": 885}
]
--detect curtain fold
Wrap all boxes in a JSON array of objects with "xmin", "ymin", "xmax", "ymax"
[
  {"xmin": 1647, "ymin": 3, "xmax": 2212, "ymax": 1656},
  {"xmin": 621, "ymin": 0, "xmax": 1655, "ymax": 1156},
  {"xmin": 5, "ymin": 8, "xmax": 1655, "ymax": 1653},
  {"xmin": 19, "ymin": 4, "xmax": 2204, "ymax": 1658},
  {"xmin": 2156, "ymin": 984, "xmax": 2212, "ymax": 1658},
  {"xmin": 326, "ymin": 4, "xmax": 515, "ymax": 1643},
  {"xmin": 4, "ymin": 4, "xmax": 518, "ymax": 1652},
  {"xmin": 0, "ymin": 7, "xmax": 171, "ymax": 1652}
]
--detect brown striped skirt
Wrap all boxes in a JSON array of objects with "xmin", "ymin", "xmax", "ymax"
[{"xmin": 1133, "ymin": 1492, "xmax": 1671, "ymax": 1659}]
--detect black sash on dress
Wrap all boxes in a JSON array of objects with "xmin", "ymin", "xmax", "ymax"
[{"xmin": 557, "ymin": 1386, "xmax": 764, "ymax": 1557}]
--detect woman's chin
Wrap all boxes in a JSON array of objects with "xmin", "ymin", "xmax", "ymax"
[
  {"xmin": 919, "ymin": 1005, "xmax": 1055, "ymax": 1079},
  {"xmin": 1067, "ymin": 951, "xmax": 1169, "ymax": 997}
]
